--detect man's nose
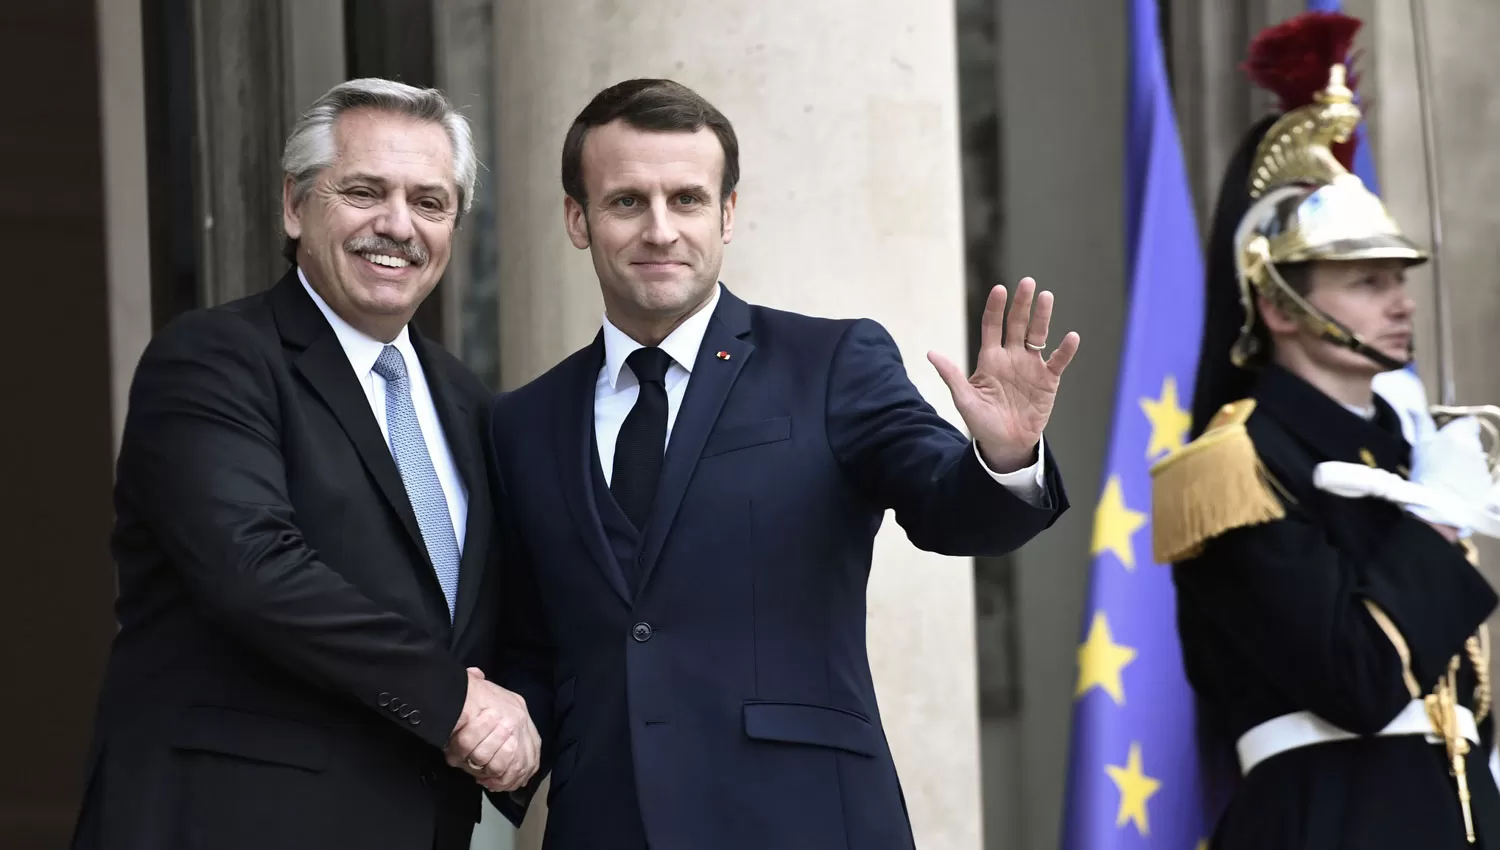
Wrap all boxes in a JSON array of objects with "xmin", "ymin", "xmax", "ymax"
[{"xmin": 374, "ymin": 196, "xmax": 416, "ymax": 244}]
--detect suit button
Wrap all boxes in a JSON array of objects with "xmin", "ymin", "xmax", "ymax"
[
  {"xmin": 378, "ymin": 692, "xmax": 392, "ymax": 707},
  {"xmin": 632, "ymin": 622, "xmax": 653, "ymax": 642},
  {"xmin": 390, "ymin": 698, "xmax": 404, "ymax": 712},
  {"xmin": 419, "ymin": 769, "xmax": 437, "ymax": 788},
  {"xmin": 399, "ymin": 706, "xmax": 414, "ymax": 718},
  {"xmin": 409, "ymin": 710, "xmax": 422, "ymax": 726}
]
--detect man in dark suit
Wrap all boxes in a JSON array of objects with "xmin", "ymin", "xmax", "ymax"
[
  {"xmin": 488, "ymin": 78, "xmax": 1078, "ymax": 850},
  {"xmin": 71, "ymin": 78, "xmax": 538, "ymax": 850}
]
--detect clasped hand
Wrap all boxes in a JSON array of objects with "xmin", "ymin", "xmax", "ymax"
[{"xmin": 445, "ymin": 667, "xmax": 540, "ymax": 792}]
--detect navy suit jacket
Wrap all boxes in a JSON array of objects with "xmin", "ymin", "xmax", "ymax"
[{"xmin": 488, "ymin": 286, "xmax": 1067, "ymax": 850}]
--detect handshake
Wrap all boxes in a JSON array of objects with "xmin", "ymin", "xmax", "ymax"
[{"xmin": 444, "ymin": 667, "xmax": 541, "ymax": 792}]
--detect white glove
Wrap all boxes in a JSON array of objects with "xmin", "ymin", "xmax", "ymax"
[
  {"xmin": 1410, "ymin": 416, "xmax": 1491, "ymax": 532},
  {"xmin": 1313, "ymin": 461, "xmax": 1500, "ymax": 538},
  {"xmin": 1373, "ymin": 368, "xmax": 1438, "ymax": 447}
]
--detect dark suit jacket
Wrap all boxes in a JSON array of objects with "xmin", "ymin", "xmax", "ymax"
[
  {"xmin": 488, "ymin": 287, "xmax": 1067, "ymax": 850},
  {"xmin": 72, "ymin": 270, "xmax": 505, "ymax": 850},
  {"xmin": 1174, "ymin": 365, "xmax": 1500, "ymax": 850}
]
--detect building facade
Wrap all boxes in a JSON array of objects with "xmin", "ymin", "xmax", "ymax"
[{"xmin": 6, "ymin": 1, "xmax": 1498, "ymax": 848}]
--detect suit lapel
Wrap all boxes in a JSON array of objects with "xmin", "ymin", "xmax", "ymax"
[
  {"xmin": 637, "ymin": 289, "xmax": 755, "ymax": 591},
  {"xmin": 557, "ymin": 336, "xmax": 635, "ymax": 605},
  {"xmin": 413, "ymin": 333, "xmax": 490, "ymax": 642},
  {"xmin": 270, "ymin": 274, "xmax": 429, "ymax": 566}
]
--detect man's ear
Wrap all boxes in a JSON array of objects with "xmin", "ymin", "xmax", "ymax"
[
  {"xmin": 283, "ymin": 176, "xmax": 303, "ymax": 240},
  {"xmin": 1256, "ymin": 293, "xmax": 1299, "ymax": 335},
  {"xmin": 564, "ymin": 196, "xmax": 590, "ymax": 249},
  {"xmin": 720, "ymin": 190, "xmax": 737, "ymax": 245}
]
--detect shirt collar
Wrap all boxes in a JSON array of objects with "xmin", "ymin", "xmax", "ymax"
[
  {"xmin": 602, "ymin": 283, "xmax": 721, "ymax": 389},
  {"xmin": 298, "ymin": 267, "xmax": 414, "ymax": 378}
]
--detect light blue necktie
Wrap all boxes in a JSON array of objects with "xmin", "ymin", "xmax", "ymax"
[{"xmin": 372, "ymin": 345, "xmax": 460, "ymax": 620}]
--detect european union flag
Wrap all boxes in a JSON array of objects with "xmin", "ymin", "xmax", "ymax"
[{"xmin": 1060, "ymin": 0, "xmax": 1209, "ymax": 847}]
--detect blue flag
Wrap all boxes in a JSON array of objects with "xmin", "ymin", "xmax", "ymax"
[{"xmin": 1060, "ymin": 0, "xmax": 1210, "ymax": 847}]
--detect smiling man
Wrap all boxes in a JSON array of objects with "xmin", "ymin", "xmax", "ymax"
[
  {"xmin": 71, "ymin": 79, "xmax": 537, "ymax": 850},
  {"xmin": 487, "ymin": 78, "xmax": 1078, "ymax": 850}
]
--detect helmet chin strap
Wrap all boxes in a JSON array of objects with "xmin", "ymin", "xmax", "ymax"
[
  {"xmin": 1244, "ymin": 236, "xmax": 1409, "ymax": 372},
  {"xmin": 1299, "ymin": 313, "xmax": 1408, "ymax": 371}
]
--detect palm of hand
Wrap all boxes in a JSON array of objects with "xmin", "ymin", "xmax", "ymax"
[{"xmin": 928, "ymin": 278, "xmax": 1079, "ymax": 471}]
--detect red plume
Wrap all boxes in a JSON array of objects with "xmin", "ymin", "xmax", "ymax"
[{"xmin": 1242, "ymin": 11, "xmax": 1363, "ymax": 168}]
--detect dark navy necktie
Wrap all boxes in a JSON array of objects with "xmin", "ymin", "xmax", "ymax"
[{"xmin": 612, "ymin": 347, "xmax": 673, "ymax": 532}]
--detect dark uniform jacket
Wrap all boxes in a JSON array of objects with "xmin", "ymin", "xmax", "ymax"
[{"xmin": 1168, "ymin": 365, "xmax": 1500, "ymax": 849}]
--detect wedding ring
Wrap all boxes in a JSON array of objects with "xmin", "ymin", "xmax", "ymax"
[
  {"xmin": 466, "ymin": 758, "xmax": 485, "ymax": 771},
  {"xmin": 1025, "ymin": 340, "xmax": 1046, "ymax": 351}
]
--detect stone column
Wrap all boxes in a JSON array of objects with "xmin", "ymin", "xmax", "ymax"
[
  {"xmin": 993, "ymin": 1, "xmax": 1126, "ymax": 846},
  {"xmin": 99, "ymin": 0, "xmax": 153, "ymax": 447},
  {"xmin": 492, "ymin": 2, "xmax": 982, "ymax": 848},
  {"xmin": 187, "ymin": 0, "xmax": 289, "ymax": 305}
]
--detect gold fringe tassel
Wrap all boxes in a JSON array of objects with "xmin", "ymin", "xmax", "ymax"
[{"xmin": 1150, "ymin": 400, "xmax": 1287, "ymax": 563}]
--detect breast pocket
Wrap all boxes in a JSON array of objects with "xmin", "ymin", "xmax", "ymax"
[{"xmin": 701, "ymin": 416, "xmax": 792, "ymax": 459}]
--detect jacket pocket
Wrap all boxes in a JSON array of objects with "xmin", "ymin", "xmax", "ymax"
[
  {"xmin": 742, "ymin": 700, "xmax": 880, "ymax": 757},
  {"xmin": 170, "ymin": 705, "xmax": 332, "ymax": 772},
  {"xmin": 702, "ymin": 416, "xmax": 792, "ymax": 458}
]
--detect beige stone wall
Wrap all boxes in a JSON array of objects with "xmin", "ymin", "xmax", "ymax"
[
  {"xmin": 1360, "ymin": 0, "xmax": 1500, "ymax": 617},
  {"xmin": 491, "ymin": 1, "xmax": 983, "ymax": 848}
]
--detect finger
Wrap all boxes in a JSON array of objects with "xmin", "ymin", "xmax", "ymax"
[
  {"xmin": 493, "ymin": 723, "xmax": 537, "ymax": 791},
  {"xmin": 1026, "ymin": 289, "xmax": 1055, "ymax": 350},
  {"xmin": 466, "ymin": 718, "xmax": 518, "ymax": 770},
  {"xmin": 1045, "ymin": 331, "xmax": 1081, "ymax": 376},
  {"xmin": 467, "ymin": 667, "xmax": 487, "ymax": 680},
  {"xmin": 979, "ymin": 284, "xmax": 1008, "ymax": 353},
  {"xmin": 521, "ymin": 720, "xmax": 542, "ymax": 781},
  {"xmin": 926, "ymin": 351, "xmax": 971, "ymax": 401},
  {"xmin": 491, "ymin": 736, "xmax": 527, "ymax": 790},
  {"xmin": 1005, "ymin": 277, "xmax": 1036, "ymax": 348},
  {"xmin": 446, "ymin": 712, "xmax": 496, "ymax": 767}
]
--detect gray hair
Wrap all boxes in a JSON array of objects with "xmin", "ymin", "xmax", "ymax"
[{"xmin": 281, "ymin": 78, "xmax": 477, "ymax": 261}]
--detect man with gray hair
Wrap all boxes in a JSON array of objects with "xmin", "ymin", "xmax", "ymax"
[{"xmin": 70, "ymin": 78, "xmax": 537, "ymax": 850}]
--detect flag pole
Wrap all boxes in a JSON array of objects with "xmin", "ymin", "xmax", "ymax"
[{"xmin": 1408, "ymin": 0, "xmax": 1456, "ymax": 405}]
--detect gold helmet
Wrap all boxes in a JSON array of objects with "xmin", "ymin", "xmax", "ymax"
[{"xmin": 1231, "ymin": 60, "xmax": 1428, "ymax": 371}]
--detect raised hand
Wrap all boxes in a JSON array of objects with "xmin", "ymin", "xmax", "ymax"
[{"xmin": 927, "ymin": 277, "xmax": 1079, "ymax": 472}]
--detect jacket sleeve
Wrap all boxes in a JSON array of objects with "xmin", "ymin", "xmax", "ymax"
[
  {"xmin": 485, "ymin": 397, "xmax": 557, "ymax": 827},
  {"xmin": 1176, "ymin": 507, "xmax": 1497, "ymax": 734},
  {"xmin": 824, "ymin": 318, "xmax": 1067, "ymax": 556},
  {"xmin": 117, "ymin": 311, "xmax": 468, "ymax": 749}
]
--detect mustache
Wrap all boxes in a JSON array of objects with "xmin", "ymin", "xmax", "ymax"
[{"xmin": 345, "ymin": 235, "xmax": 428, "ymax": 266}]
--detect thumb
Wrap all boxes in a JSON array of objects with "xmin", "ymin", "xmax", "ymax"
[
  {"xmin": 467, "ymin": 667, "xmax": 487, "ymax": 680},
  {"xmin": 927, "ymin": 351, "xmax": 970, "ymax": 401}
]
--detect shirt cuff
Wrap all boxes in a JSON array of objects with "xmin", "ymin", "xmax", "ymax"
[{"xmin": 974, "ymin": 436, "xmax": 1047, "ymax": 507}]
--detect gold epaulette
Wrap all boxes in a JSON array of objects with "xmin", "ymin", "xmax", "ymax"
[{"xmin": 1149, "ymin": 398, "xmax": 1287, "ymax": 563}]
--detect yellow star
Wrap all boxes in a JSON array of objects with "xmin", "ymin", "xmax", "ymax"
[
  {"xmin": 1141, "ymin": 375, "xmax": 1192, "ymax": 460},
  {"xmin": 1076, "ymin": 611, "xmax": 1138, "ymax": 704},
  {"xmin": 1092, "ymin": 475, "xmax": 1148, "ymax": 570},
  {"xmin": 1105, "ymin": 742, "xmax": 1162, "ymax": 836}
]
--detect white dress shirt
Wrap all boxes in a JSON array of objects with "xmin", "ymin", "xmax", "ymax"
[
  {"xmin": 593, "ymin": 283, "xmax": 1047, "ymax": 505},
  {"xmin": 299, "ymin": 269, "xmax": 468, "ymax": 550}
]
